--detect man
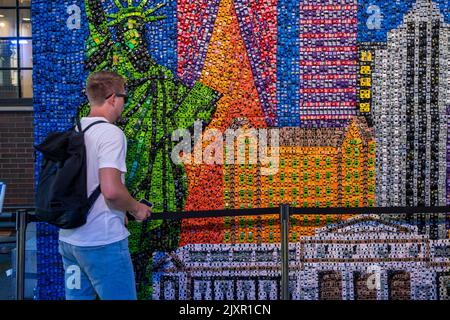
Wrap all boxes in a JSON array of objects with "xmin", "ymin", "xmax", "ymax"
[{"xmin": 58, "ymin": 71, "xmax": 152, "ymax": 300}]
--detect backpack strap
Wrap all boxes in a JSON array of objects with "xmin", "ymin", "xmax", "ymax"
[
  {"xmin": 82, "ymin": 120, "xmax": 108, "ymax": 133},
  {"xmin": 76, "ymin": 119, "xmax": 83, "ymax": 132},
  {"xmin": 87, "ymin": 185, "xmax": 102, "ymax": 208},
  {"xmin": 82, "ymin": 120, "xmax": 108, "ymax": 208}
]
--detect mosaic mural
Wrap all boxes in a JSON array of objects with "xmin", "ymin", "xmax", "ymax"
[{"xmin": 32, "ymin": 0, "xmax": 450, "ymax": 299}]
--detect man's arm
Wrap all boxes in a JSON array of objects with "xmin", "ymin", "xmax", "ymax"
[
  {"xmin": 99, "ymin": 168, "xmax": 151, "ymax": 222},
  {"xmin": 172, "ymin": 80, "xmax": 220, "ymax": 129}
]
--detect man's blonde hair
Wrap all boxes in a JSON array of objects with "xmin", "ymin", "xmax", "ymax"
[{"xmin": 86, "ymin": 71, "xmax": 126, "ymax": 106}]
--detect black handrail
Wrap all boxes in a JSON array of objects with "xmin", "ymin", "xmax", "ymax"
[
  {"xmin": 148, "ymin": 205, "xmax": 450, "ymax": 220},
  {"xmin": 7, "ymin": 204, "xmax": 450, "ymax": 300},
  {"xmin": 3, "ymin": 206, "xmax": 35, "ymax": 211},
  {"xmin": 3, "ymin": 205, "xmax": 450, "ymax": 220}
]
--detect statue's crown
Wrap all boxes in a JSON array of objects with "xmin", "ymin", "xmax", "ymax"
[{"xmin": 107, "ymin": 0, "xmax": 166, "ymax": 26}]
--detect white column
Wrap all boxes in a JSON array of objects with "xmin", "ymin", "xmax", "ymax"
[
  {"xmin": 343, "ymin": 270, "xmax": 354, "ymax": 300},
  {"xmin": 378, "ymin": 270, "xmax": 389, "ymax": 300}
]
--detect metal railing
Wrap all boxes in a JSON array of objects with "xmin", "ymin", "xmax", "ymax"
[
  {"xmin": 4, "ymin": 205, "xmax": 450, "ymax": 300},
  {"xmin": 2, "ymin": 206, "xmax": 35, "ymax": 300}
]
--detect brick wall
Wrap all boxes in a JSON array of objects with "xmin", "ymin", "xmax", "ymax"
[{"xmin": 0, "ymin": 110, "xmax": 35, "ymax": 207}]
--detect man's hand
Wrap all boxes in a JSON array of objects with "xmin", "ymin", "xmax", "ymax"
[{"xmin": 130, "ymin": 202, "xmax": 152, "ymax": 223}]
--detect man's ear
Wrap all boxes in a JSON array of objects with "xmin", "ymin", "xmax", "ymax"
[{"xmin": 108, "ymin": 95, "xmax": 116, "ymax": 108}]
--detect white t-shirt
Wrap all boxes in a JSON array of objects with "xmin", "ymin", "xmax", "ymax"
[{"xmin": 59, "ymin": 116, "xmax": 131, "ymax": 247}]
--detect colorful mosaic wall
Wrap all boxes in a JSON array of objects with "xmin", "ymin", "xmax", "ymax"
[{"xmin": 33, "ymin": 0, "xmax": 450, "ymax": 300}]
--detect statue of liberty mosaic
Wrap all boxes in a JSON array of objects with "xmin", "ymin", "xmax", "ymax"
[{"xmin": 78, "ymin": 0, "xmax": 220, "ymax": 299}]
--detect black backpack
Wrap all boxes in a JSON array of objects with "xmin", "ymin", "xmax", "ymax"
[{"xmin": 34, "ymin": 120, "xmax": 107, "ymax": 229}]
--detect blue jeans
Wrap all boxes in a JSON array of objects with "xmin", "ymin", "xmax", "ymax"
[{"xmin": 58, "ymin": 238, "xmax": 137, "ymax": 300}]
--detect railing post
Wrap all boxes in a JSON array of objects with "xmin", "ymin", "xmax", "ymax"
[
  {"xmin": 15, "ymin": 209, "xmax": 27, "ymax": 300},
  {"xmin": 280, "ymin": 204, "xmax": 290, "ymax": 300}
]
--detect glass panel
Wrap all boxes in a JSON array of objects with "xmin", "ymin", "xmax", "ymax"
[
  {"xmin": 19, "ymin": 39, "xmax": 31, "ymax": 67},
  {"xmin": 19, "ymin": 0, "xmax": 31, "ymax": 7},
  {"xmin": 0, "ymin": 69, "xmax": 19, "ymax": 98},
  {"xmin": 0, "ymin": 39, "xmax": 18, "ymax": 68},
  {"xmin": 19, "ymin": 9, "xmax": 30, "ymax": 37},
  {"xmin": 0, "ymin": 9, "xmax": 17, "ymax": 37},
  {"xmin": 0, "ymin": 0, "xmax": 16, "ymax": 6},
  {"xmin": 20, "ymin": 69, "xmax": 32, "ymax": 98}
]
